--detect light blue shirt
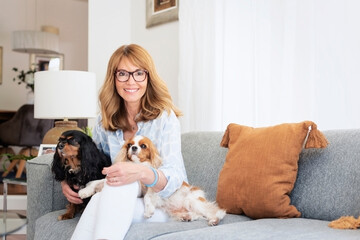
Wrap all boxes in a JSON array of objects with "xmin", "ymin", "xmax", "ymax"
[{"xmin": 92, "ymin": 110, "xmax": 188, "ymax": 198}]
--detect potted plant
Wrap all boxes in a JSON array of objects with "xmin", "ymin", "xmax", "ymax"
[
  {"xmin": 12, "ymin": 67, "xmax": 36, "ymax": 92},
  {"xmin": 12, "ymin": 67, "xmax": 37, "ymax": 104},
  {"xmin": 1, "ymin": 153, "xmax": 36, "ymax": 179}
]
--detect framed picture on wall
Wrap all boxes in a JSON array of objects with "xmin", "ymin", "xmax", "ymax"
[
  {"xmin": 30, "ymin": 53, "xmax": 64, "ymax": 71},
  {"xmin": 0, "ymin": 46, "xmax": 3, "ymax": 85},
  {"xmin": 146, "ymin": 0, "xmax": 179, "ymax": 28}
]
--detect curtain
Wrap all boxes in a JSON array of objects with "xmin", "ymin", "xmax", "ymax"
[{"xmin": 178, "ymin": 0, "xmax": 360, "ymax": 133}]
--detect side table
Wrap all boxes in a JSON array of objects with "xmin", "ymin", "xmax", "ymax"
[
  {"xmin": 2, "ymin": 178, "xmax": 27, "ymax": 240},
  {"xmin": 0, "ymin": 211, "xmax": 27, "ymax": 240},
  {"xmin": 2, "ymin": 178, "xmax": 27, "ymax": 213}
]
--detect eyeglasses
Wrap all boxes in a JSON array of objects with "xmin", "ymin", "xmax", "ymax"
[{"xmin": 114, "ymin": 69, "xmax": 148, "ymax": 82}]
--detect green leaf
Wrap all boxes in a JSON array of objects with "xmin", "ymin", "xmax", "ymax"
[
  {"xmin": 82, "ymin": 126, "xmax": 93, "ymax": 138},
  {"xmin": 1, "ymin": 153, "xmax": 36, "ymax": 172}
]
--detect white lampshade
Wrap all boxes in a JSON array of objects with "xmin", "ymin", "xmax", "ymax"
[
  {"xmin": 12, "ymin": 30, "xmax": 59, "ymax": 54},
  {"xmin": 34, "ymin": 70, "xmax": 97, "ymax": 119}
]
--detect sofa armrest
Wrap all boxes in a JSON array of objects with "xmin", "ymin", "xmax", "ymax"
[{"xmin": 26, "ymin": 153, "xmax": 67, "ymax": 240}]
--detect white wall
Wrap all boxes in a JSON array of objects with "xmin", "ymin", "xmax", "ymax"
[
  {"xmin": 130, "ymin": 0, "xmax": 179, "ymax": 105},
  {"xmin": 88, "ymin": 0, "xmax": 131, "ymax": 107},
  {"xmin": 88, "ymin": 0, "xmax": 179, "ymax": 128},
  {"xmin": 0, "ymin": 0, "xmax": 88, "ymax": 111}
]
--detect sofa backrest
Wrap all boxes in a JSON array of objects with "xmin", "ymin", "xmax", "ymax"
[
  {"xmin": 181, "ymin": 129, "xmax": 360, "ymax": 221},
  {"xmin": 291, "ymin": 129, "xmax": 360, "ymax": 221},
  {"xmin": 181, "ymin": 131, "xmax": 227, "ymax": 202}
]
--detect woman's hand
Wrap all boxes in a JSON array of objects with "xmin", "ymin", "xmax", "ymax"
[
  {"xmin": 102, "ymin": 161, "xmax": 142, "ymax": 186},
  {"xmin": 61, "ymin": 181, "xmax": 83, "ymax": 204},
  {"xmin": 102, "ymin": 161, "xmax": 167, "ymax": 192}
]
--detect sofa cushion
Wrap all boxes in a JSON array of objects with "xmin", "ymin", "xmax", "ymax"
[
  {"xmin": 151, "ymin": 218, "xmax": 360, "ymax": 240},
  {"xmin": 34, "ymin": 209, "xmax": 250, "ymax": 240},
  {"xmin": 125, "ymin": 214, "xmax": 250, "ymax": 240},
  {"xmin": 216, "ymin": 121, "xmax": 328, "ymax": 219}
]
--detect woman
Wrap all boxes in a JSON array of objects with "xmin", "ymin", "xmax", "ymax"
[{"xmin": 62, "ymin": 44, "xmax": 187, "ymax": 240}]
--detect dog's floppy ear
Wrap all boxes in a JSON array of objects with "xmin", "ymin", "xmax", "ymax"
[
  {"xmin": 151, "ymin": 151, "xmax": 162, "ymax": 169},
  {"xmin": 79, "ymin": 134, "xmax": 109, "ymax": 180},
  {"xmin": 78, "ymin": 136, "xmax": 99, "ymax": 180},
  {"xmin": 114, "ymin": 139, "xmax": 134, "ymax": 163},
  {"xmin": 149, "ymin": 143, "xmax": 162, "ymax": 168},
  {"xmin": 52, "ymin": 148, "xmax": 66, "ymax": 181},
  {"xmin": 114, "ymin": 146, "xmax": 128, "ymax": 163}
]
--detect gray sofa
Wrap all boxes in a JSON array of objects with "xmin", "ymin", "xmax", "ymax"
[{"xmin": 27, "ymin": 130, "xmax": 360, "ymax": 240}]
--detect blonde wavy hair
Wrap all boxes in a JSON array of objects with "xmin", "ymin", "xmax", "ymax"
[{"xmin": 99, "ymin": 44, "xmax": 182, "ymax": 131}]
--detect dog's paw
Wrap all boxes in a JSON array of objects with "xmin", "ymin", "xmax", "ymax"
[
  {"xmin": 78, "ymin": 188, "xmax": 95, "ymax": 199},
  {"xmin": 143, "ymin": 212, "xmax": 154, "ymax": 219},
  {"xmin": 58, "ymin": 213, "xmax": 74, "ymax": 221},
  {"xmin": 208, "ymin": 218, "xmax": 220, "ymax": 226},
  {"xmin": 179, "ymin": 214, "xmax": 192, "ymax": 222},
  {"xmin": 144, "ymin": 204, "xmax": 156, "ymax": 219},
  {"xmin": 144, "ymin": 209, "xmax": 155, "ymax": 219},
  {"xmin": 144, "ymin": 210, "xmax": 155, "ymax": 218}
]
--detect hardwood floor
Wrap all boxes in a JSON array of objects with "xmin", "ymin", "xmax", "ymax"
[{"xmin": 6, "ymin": 234, "xmax": 26, "ymax": 240}]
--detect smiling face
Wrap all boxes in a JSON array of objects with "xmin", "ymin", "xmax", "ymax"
[{"xmin": 115, "ymin": 58, "xmax": 148, "ymax": 109}]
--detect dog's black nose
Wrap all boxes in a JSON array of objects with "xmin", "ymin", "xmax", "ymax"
[{"xmin": 132, "ymin": 146, "xmax": 138, "ymax": 152}]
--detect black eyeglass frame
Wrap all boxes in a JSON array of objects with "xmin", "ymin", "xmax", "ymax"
[{"xmin": 114, "ymin": 69, "xmax": 149, "ymax": 82}]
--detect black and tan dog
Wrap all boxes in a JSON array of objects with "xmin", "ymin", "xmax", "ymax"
[{"xmin": 51, "ymin": 130, "xmax": 111, "ymax": 220}]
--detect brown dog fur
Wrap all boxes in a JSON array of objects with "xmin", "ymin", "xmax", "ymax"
[{"xmin": 328, "ymin": 216, "xmax": 360, "ymax": 229}]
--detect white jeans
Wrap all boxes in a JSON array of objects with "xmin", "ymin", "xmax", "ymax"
[{"xmin": 71, "ymin": 181, "xmax": 169, "ymax": 240}]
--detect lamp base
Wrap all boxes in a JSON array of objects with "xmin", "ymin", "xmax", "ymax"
[{"xmin": 42, "ymin": 121, "xmax": 83, "ymax": 144}]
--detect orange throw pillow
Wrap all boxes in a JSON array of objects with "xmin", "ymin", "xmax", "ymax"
[{"xmin": 216, "ymin": 121, "xmax": 328, "ymax": 219}]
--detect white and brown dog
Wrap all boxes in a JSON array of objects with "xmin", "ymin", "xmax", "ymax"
[
  {"xmin": 78, "ymin": 135, "xmax": 226, "ymax": 226},
  {"xmin": 117, "ymin": 135, "xmax": 226, "ymax": 226}
]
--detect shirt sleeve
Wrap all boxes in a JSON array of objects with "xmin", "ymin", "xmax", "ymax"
[{"xmin": 156, "ymin": 111, "xmax": 188, "ymax": 198}]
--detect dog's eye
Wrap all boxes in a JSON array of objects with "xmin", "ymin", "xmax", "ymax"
[
  {"xmin": 140, "ymin": 144, "xmax": 147, "ymax": 149},
  {"xmin": 67, "ymin": 138, "xmax": 77, "ymax": 145},
  {"xmin": 58, "ymin": 137, "xmax": 67, "ymax": 145},
  {"xmin": 127, "ymin": 143, "xmax": 132, "ymax": 148}
]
